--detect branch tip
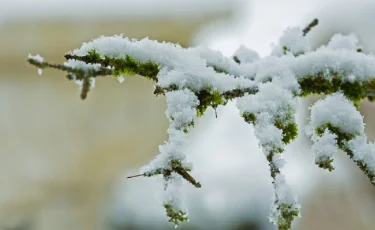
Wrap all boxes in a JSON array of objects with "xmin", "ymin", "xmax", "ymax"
[
  {"xmin": 303, "ymin": 18, "xmax": 319, "ymax": 36},
  {"xmin": 127, "ymin": 174, "xmax": 145, "ymax": 179}
]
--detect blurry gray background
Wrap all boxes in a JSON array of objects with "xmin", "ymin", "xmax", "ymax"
[{"xmin": 0, "ymin": 0, "xmax": 375, "ymax": 229}]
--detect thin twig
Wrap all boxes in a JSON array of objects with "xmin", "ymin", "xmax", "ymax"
[
  {"xmin": 127, "ymin": 174, "xmax": 144, "ymax": 179},
  {"xmin": 303, "ymin": 18, "xmax": 319, "ymax": 36}
]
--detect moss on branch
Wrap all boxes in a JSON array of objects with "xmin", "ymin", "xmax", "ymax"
[
  {"xmin": 315, "ymin": 123, "xmax": 375, "ymax": 185},
  {"xmin": 139, "ymin": 159, "xmax": 201, "ymax": 188},
  {"xmin": 163, "ymin": 203, "xmax": 189, "ymax": 226}
]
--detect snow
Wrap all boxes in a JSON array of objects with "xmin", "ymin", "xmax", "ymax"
[
  {"xmin": 63, "ymin": 59, "xmax": 102, "ymax": 73},
  {"xmin": 237, "ymin": 82, "xmax": 296, "ymax": 123},
  {"xmin": 306, "ymin": 93, "xmax": 364, "ymax": 135},
  {"xmin": 140, "ymin": 89, "xmax": 201, "ymax": 217},
  {"xmin": 71, "ymin": 35, "xmax": 258, "ymax": 93},
  {"xmin": 189, "ymin": 46, "xmax": 244, "ymax": 77},
  {"xmin": 254, "ymin": 122, "xmax": 284, "ymax": 154},
  {"xmin": 232, "ymin": 45, "xmax": 260, "ymax": 64},
  {"xmin": 269, "ymin": 174, "xmax": 301, "ymax": 225},
  {"xmin": 31, "ymin": 26, "xmax": 375, "ymax": 228},
  {"xmin": 69, "ymin": 33, "xmax": 375, "ymax": 93},
  {"xmin": 27, "ymin": 54, "xmax": 44, "ymax": 64},
  {"xmin": 71, "ymin": 36, "xmax": 189, "ymax": 67},
  {"xmin": 28, "ymin": 5, "xmax": 375, "ymax": 227},
  {"xmin": 163, "ymin": 173, "xmax": 185, "ymax": 210},
  {"xmin": 325, "ymin": 33, "xmax": 359, "ymax": 51},
  {"xmin": 273, "ymin": 174, "xmax": 299, "ymax": 206},
  {"xmin": 272, "ymin": 27, "xmax": 310, "ymax": 56},
  {"xmin": 164, "ymin": 89, "xmax": 199, "ymax": 131},
  {"xmin": 242, "ymin": 47, "xmax": 375, "ymax": 82},
  {"xmin": 142, "ymin": 90, "xmax": 198, "ymax": 172},
  {"xmin": 347, "ymin": 136, "xmax": 375, "ymax": 175},
  {"xmin": 140, "ymin": 129, "xmax": 190, "ymax": 174},
  {"xmin": 157, "ymin": 67, "xmax": 255, "ymax": 93},
  {"xmin": 311, "ymin": 129, "xmax": 339, "ymax": 165},
  {"xmin": 236, "ymin": 81, "xmax": 300, "ymax": 226},
  {"xmin": 305, "ymin": 93, "xmax": 375, "ymax": 178}
]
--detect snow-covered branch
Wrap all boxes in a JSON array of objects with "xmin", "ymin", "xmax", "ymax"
[
  {"xmin": 306, "ymin": 93, "xmax": 375, "ymax": 184},
  {"xmin": 27, "ymin": 19, "xmax": 375, "ymax": 230}
]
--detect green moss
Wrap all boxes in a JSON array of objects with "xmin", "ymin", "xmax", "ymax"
[
  {"xmin": 222, "ymin": 88, "xmax": 258, "ymax": 102},
  {"xmin": 242, "ymin": 112, "xmax": 256, "ymax": 124},
  {"xmin": 112, "ymin": 55, "xmax": 137, "ymax": 76},
  {"xmin": 282, "ymin": 46, "xmax": 288, "ymax": 54},
  {"xmin": 138, "ymin": 62, "xmax": 159, "ymax": 80},
  {"xmin": 315, "ymin": 123, "xmax": 356, "ymax": 149},
  {"xmin": 274, "ymin": 120, "xmax": 298, "ymax": 144},
  {"xmin": 298, "ymin": 73, "xmax": 373, "ymax": 106},
  {"xmin": 163, "ymin": 204, "xmax": 189, "ymax": 226},
  {"xmin": 299, "ymin": 74, "xmax": 341, "ymax": 96},
  {"xmin": 242, "ymin": 109, "xmax": 297, "ymax": 145},
  {"xmin": 340, "ymin": 80, "xmax": 366, "ymax": 106},
  {"xmin": 153, "ymin": 84, "xmax": 179, "ymax": 96},
  {"xmin": 276, "ymin": 203, "xmax": 300, "ymax": 230},
  {"xmin": 315, "ymin": 158, "xmax": 335, "ymax": 171},
  {"xmin": 212, "ymin": 66, "xmax": 228, "ymax": 74},
  {"xmin": 101, "ymin": 54, "xmax": 159, "ymax": 81},
  {"xmin": 144, "ymin": 168, "xmax": 163, "ymax": 177},
  {"xmin": 86, "ymin": 49, "xmax": 101, "ymax": 63},
  {"xmin": 170, "ymin": 159, "xmax": 201, "ymax": 188},
  {"xmin": 183, "ymin": 120, "xmax": 195, "ymax": 133},
  {"xmin": 212, "ymin": 90, "xmax": 223, "ymax": 107},
  {"xmin": 195, "ymin": 88, "xmax": 224, "ymax": 117},
  {"xmin": 314, "ymin": 123, "xmax": 375, "ymax": 184}
]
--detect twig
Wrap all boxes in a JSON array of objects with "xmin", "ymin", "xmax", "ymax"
[
  {"xmin": 127, "ymin": 174, "xmax": 144, "ymax": 179},
  {"xmin": 303, "ymin": 18, "xmax": 319, "ymax": 36}
]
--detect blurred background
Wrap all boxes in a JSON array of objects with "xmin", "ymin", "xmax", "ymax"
[{"xmin": 0, "ymin": 0, "xmax": 375, "ymax": 229}]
